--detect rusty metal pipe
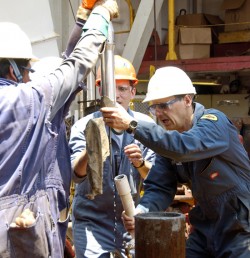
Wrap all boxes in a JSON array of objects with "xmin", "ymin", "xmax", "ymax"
[{"xmin": 135, "ymin": 212, "xmax": 186, "ymax": 258}]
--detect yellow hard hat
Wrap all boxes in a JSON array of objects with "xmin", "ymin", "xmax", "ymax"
[{"xmin": 96, "ymin": 55, "xmax": 138, "ymax": 86}]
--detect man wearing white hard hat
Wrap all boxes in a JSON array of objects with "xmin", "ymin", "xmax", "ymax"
[
  {"xmin": 101, "ymin": 66, "xmax": 250, "ymax": 257},
  {"xmin": 0, "ymin": 0, "xmax": 119, "ymax": 257}
]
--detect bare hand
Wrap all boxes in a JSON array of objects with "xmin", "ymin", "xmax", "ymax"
[
  {"xmin": 121, "ymin": 211, "xmax": 135, "ymax": 234},
  {"xmin": 100, "ymin": 103, "xmax": 133, "ymax": 131},
  {"xmin": 124, "ymin": 144, "xmax": 143, "ymax": 168}
]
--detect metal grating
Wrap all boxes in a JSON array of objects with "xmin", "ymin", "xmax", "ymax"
[{"xmin": 130, "ymin": 96, "xmax": 150, "ymax": 115}]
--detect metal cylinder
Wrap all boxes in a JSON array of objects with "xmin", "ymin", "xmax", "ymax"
[
  {"xmin": 100, "ymin": 22, "xmax": 116, "ymax": 104},
  {"xmin": 135, "ymin": 212, "xmax": 186, "ymax": 258}
]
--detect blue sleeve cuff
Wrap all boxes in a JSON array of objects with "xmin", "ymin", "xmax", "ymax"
[{"xmin": 83, "ymin": 13, "xmax": 109, "ymax": 38}]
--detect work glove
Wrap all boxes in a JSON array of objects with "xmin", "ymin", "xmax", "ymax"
[
  {"xmin": 93, "ymin": 0, "xmax": 119, "ymax": 20},
  {"xmin": 82, "ymin": 0, "xmax": 98, "ymax": 9},
  {"xmin": 76, "ymin": 0, "xmax": 98, "ymax": 21}
]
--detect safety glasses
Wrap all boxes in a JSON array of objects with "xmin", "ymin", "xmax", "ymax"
[
  {"xmin": 116, "ymin": 85, "xmax": 134, "ymax": 94},
  {"xmin": 148, "ymin": 97, "xmax": 182, "ymax": 116},
  {"xmin": 20, "ymin": 66, "xmax": 35, "ymax": 73}
]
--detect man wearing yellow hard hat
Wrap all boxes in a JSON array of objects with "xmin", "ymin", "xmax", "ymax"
[{"xmin": 69, "ymin": 55, "xmax": 155, "ymax": 257}]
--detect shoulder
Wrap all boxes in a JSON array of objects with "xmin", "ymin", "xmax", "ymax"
[
  {"xmin": 197, "ymin": 108, "xmax": 231, "ymax": 129},
  {"xmin": 201, "ymin": 108, "xmax": 227, "ymax": 121}
]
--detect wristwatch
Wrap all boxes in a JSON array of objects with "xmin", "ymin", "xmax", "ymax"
[{"xmin": 126, "ymin": 120, "xmax": 138, "ymax": 134}]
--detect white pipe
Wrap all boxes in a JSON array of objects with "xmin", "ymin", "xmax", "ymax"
[{"xmin": 114, "ymin": 174, "xmax": 135, "ymax": 218}]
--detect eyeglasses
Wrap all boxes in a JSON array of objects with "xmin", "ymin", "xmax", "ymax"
[
  {"xmin": 148, "ymin": 97, "xmax": 182, "ymax": 116},
  {"xmin": 20, "ymin": 66, "xmax": 35, "ymax": 73},
  {"xmin": 116, "ymin": 85, "xmax": 134, "ymax": 94}
]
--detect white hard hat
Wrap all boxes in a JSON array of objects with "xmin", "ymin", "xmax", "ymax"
[
  {"xmin": 30, "ymin": 56, "xmax": 63, "ymax": 81},
  {"xmin": 143, "ymin": 66, "xmax": 196, "ymax": 103},
  {"xmin": 0, "ymin": 22, "xmax": 38, "ymax": 61}
]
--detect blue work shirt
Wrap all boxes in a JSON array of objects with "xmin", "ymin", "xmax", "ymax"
[
  {"xmin": 134, "ymin": 102, "xmax": 250, "ymax": 257},
  {"xmin": 69, "ymin": 110, "xmax": 155, "ymax": 257}
]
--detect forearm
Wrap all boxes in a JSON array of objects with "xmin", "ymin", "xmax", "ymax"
[
  {"xmin": 49, "ymin": 30, "xmax": 106, "ymax": 119},
  {"xmin": 63, "ymin": 18, "xmax": 86, "ymax": 59},
  {"xmin": 73, "ymin": 150, "xmax": 88, "ymax": 178},
  {"xmin": 49, "ymin": 9, "xmax": 110, "ymax": 120},
  {"xmin": 138, "ymin": 156, "xmax": 177, "ymax": 212},
  {"xmin": 133, "ymin": 159, "xmax": 152, "ymax": 179}
]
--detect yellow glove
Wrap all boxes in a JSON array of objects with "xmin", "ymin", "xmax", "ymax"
[
  {"xmin": 93, "ymin": 0, "xmax": 119, "ymax": 20},
  {"xmin": 76, "ymin": 6, "xmax": 91, "ymax": 21},
  {"xmin": 76, "ymin": 0, "xmax": 98, "ymax": 20}
]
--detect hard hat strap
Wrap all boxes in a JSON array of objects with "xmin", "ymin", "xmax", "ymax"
[{"xmin": 8, "ymin": 59, "xmax": 23, "ymax": 83}]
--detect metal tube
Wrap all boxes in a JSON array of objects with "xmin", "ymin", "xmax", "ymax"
[
  {"xmin": 87, "ymin": 69, "xmax": 96, "ymax": 103},
  {"xmin": 104, "ymin": 22, "xmax": 116, "ymax": 104},
  {"xmin": 135, "ymin": 212, "xmax": 186, "ymax": 258},
  {"xmin": 100, "ymin": 22, "xmax": 117, "ymax": 166}
]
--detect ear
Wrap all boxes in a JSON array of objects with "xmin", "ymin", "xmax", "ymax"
[
  {"xmin": 130, "ymin": 86, "xmax": 136, "ymax": 100},
  {"xmin": 8, "ymin": 65, "xmax": 18, "ymax": 82},
  {"xmin": 184, "ymin": 95, "xmax": 193, "ymax": 107}
]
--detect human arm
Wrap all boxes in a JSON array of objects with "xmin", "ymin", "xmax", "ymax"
[
  {"xmin": 69, "ymin": 115, "xmax": 94, "ymax": 183},
  {"xmin": 72, "ymin": 149, "xmax": 88, "ymax": 178},
  {"xmin": 101, "ymin": 105, "xmax": 234, "ymax": 162},
  {"xmin": 133, "ymin": 111, "xmax": 233, "ymax": 162},
  {"xmin": 63, "ymin": 0, "xmax": 98, "ymax": 58},
  {"xmin": 137, "ymin": 154, "xmax": 177, "ymax": 212},
  {"xmin": 40, "ymin": 1, "xmax": 118, "ymax": 120},
  {"xmin": 124, "ymin": 143, "xmax": 152, "ymax": 179}
]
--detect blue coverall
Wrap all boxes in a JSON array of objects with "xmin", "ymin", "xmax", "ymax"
[
  {"xmin": 135, "ymin": 102, "xmax": 250, "ymax": 258},
  {"xmin": 69, "ymin": 110, "xmax": 155, "ymax": 258},
  {"xmin": 0, "ymin": 17, "xmax": 108, "ymax": 257}
]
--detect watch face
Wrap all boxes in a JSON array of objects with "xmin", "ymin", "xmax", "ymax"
[
  {"xmin": 126, "ymin": 120, "xmax": 138, "ymax": 134},
  {"xmin": 130, "ymin": 120, "xmax": 138, "ymax": 129}
]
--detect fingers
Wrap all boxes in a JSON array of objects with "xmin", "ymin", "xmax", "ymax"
[
  {"xmin": 124, "ymin": 144, "xmax": 140, "ymax": 153},
  {"xmin": 124, "ymin": 144, "xmax": 142, "ymax": 162},
  {"xmin": 121, "ymin": 212, "xmax": 135, "ymax": 231},
  {"xmin": 11, "ymin": 208, "xmax": 36, "ymax": 228},
  {"xmin": 100, "ymin": 107, "xmax": 116, "ymax": 120}
]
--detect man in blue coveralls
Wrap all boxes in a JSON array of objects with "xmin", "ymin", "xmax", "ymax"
[
  {"xmin": 101, "ymin": 66, "xmax": 250, "ymax": 258},
  {"xmin": 0, "ymin": 1, "xmax": 118, "ymax": 257}
]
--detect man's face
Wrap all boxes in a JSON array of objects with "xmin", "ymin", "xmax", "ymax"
[
  {"xmin": 149, "ymin": 95, "xmax": 192, "ymax": 132},
  {"xmin": 20, "ymin": 62, "xmax": 34, "ymax": 83},
  {"xmin": 21, "ymin": 64, "xmax": 33, "ymax": 83},
  {"xmin": 115, "ymin": 79, "xmax": 136, "ymax": 110}
]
